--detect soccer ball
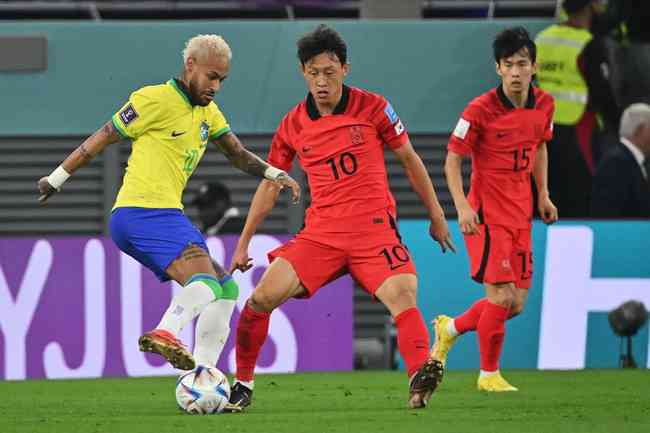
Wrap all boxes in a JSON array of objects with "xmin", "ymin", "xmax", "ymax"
[{"xmin": 175, "ymin": 366, "xmax": 231, "ymax": 414}]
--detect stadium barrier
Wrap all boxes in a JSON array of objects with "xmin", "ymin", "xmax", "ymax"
[
  {"xmin": 2, "ymin": 221, "xmax": 648, "ymax": 380},
  {"xmin": 0, "ymin": 235, "xmax": 353, "ymax": 380},
  {"xmin": 0, "ymin": 19, "xmax": 551, "ymax": 136},
  {"xmin": 402, "ymin": 220, "xmax": 650, "ymax": 370}
]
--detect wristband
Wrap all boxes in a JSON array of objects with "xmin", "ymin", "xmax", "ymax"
[
  {"xmin": 264, "ymin": 166, "xmax": 286, "ymax": 181},
  {"xmin": 47, "ymin": 165, "xmax": 71, "ymax": 190}
]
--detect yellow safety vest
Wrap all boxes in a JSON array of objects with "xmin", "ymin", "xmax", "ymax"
[{"xmin": 535, "ymin": 24, "xmax": 592, "ymax": 125}]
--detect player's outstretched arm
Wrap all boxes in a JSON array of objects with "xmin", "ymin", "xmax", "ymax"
[
  {"xmin": 444, "ymin": 150, "xmax": 480, "ymax": 235},
  {"xmin": 37, "ymin": 120, "xmax": 122, "ymax": 204},
  {"xmin": 533, "ymin": 142, "xmax": 558, "ymax": 224},
  {"xmin": 229, "ymin": 179, "xmax": 283, "ymax": 273},
  {"xmin": 393, "ymin": 140, "xmax": 455, "ymax": 253},
  {"xmin": 213, "ymin": 132, "xmax": 300, "ymax": 203}
]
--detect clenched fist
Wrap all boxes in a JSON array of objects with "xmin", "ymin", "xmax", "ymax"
[{"xmin": 37, "ymin": 177, "xmax": 58, "ymax": 204}]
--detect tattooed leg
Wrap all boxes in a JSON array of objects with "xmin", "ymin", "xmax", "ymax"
[{"xmin": 156, "ymin": 245, "xmax": 224, "ymax": 337}]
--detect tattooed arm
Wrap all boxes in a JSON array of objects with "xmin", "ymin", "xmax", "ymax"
[
  {"xmin": 67, "ymin": 121, "xmax": 122, "ymax": 172},
  {"xmin": 213, "ymin": 132, "xmax": 301, "ymax": 203},
  {"xmin": 213, "ymin": 132, "xmax": 273, "ymax": 178},
  {"xmin": 38, "ymin": 120, "xmax": 123, "ymax": 203}
]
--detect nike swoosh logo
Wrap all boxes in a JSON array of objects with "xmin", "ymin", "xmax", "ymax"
[
  {"xmin": 497, "ymin": 132, "xmax": 509, "ymax": 138},
  {"xmin": 171, "ymin": 131, "xmax": 186, "ymax": 137},
  {"xmin": 389, "ymin": 264, "xmax": 407, "ymax": 271}
]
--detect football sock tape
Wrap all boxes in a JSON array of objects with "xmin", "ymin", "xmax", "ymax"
[
  {"xmin": 218, "ymin": 276, "xmax": 239, "ymax": 301},
  {"xmin": 185, "ymin": 273, "xmax": 223, "ymax": 299}
]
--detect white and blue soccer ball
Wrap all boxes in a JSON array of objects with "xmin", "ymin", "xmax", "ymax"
[{"xmin": 175, "ymin": 366, "xmax": 231, "ymax": 414}]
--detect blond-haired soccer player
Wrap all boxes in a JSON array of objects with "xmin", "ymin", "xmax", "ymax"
[{"xmin": 37, "ymin": 34, "xmax": 301, "ymax": 371}]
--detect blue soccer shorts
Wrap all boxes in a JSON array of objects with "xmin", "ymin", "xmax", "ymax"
[{"xmin": 110, "ymin": 207, "xmax": 208, "ymax": 282}]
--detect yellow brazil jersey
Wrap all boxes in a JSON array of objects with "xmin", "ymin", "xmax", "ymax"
[{"xmin": 111, "ymin": 79, "xmax": 230, "ymax": 210}]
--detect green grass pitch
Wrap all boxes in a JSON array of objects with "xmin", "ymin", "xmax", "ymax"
[{"xmin": 1, "ymin": 370, "xmax": 648, "ymax": 433}]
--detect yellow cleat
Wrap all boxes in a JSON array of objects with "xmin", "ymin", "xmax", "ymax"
[
  {"xmin": 477, "ymin": 372, "xmax": 518, "ymax": 392},
  {"xmin": 430, "ymin": 315, "xmax": 458, "ymax": 366}
]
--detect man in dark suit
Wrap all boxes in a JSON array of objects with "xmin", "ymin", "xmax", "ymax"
[
  {"xmin": 191, "ymin": 181, "xmax": 246, "ymax": 235},
  {"xmin": 591, "ymin": 103, "xmax": 650, "ymax": 217}
]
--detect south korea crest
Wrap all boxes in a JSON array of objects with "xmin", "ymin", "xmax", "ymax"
[{"xmin": 200, "ymin": 121, "xmax": 209, "ymax": 142}]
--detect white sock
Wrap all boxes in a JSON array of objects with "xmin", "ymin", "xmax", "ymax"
[
  {"xmin": 447, "ymin": 319, "xmax": 459, "ymax": 337},
  {"xmin": 157, "ymin": 279, "xmax": 218, "ymax": 336},
  {"xmin": 193, "ymin": 299, "xmax": 237, "ymax": 367},
  {"xmin": 234, "ymin": 379, "xmax": 254, "ymax": 390},
  {"xmin": 479, "ymin": 369, "xmax": 499, "ymax": 378}
]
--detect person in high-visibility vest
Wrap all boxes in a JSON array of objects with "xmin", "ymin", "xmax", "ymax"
[{"xmin": 536, "ymin": 0, "xmax": 620, "ymax": 217}]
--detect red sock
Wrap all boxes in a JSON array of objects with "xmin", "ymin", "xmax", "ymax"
[
  {"xmin": 476, "ymin": 302, "xmax": 509, "ymax": 372},
  {"xmin": 395, "ymin": 307, "xmax": 430, "ymax": 378},
  {"xmin": 235, "ymin": 301, "xmax": 271, "ymax": 382},
  {"xmin": 454, "ymin": 298, "xmax": 488, "ymax": 334}
]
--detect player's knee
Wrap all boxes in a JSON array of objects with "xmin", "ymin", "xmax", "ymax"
[
  {"xmin": 509, "ymin": 302, "xmax": 525, "ymax": 318},
  {"xmin": 500, "ymin": 292, "xmax": 516, "ymax": 309},
  {"xmin": 509, "ymin": 297, "xmax": 527, "ymax": 317},
  {"xmin": 488, "ymin": 284, "xmax": 515, "ymax": 308},
  {"xmin": 395, "ymin": 284, "xmax": 417, "ymax": 306},
  {"xmin": 249, "ymin": 289, "xmax": 281, "ymax": 313},
  {"xmin": 378, "ymin": 282, "xmax": 417, "ymax": 314}
]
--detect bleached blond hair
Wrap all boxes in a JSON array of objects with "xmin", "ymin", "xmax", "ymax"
[{"xmin": 182, "ymin": 34, "xmax": 232, "ymax": 65}]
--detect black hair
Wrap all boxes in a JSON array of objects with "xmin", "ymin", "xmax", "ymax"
[
  {"xmin": 563, "ymin": 0, "xmax": 594, "ymax": 15},
  {"xmin": 297, "ymin": 24, "xmax": 347, "ymax": 66},
  {"xmin": 493, "ymin": 26, "xmax": 537, "ymax": 64}
]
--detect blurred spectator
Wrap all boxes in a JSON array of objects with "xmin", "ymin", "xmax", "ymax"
[
  {"xmin": 535, "ymin": 0, "xmax": 620, "ymax": 217},
  {"xmin": 590, "ymin": 103, "xmax": 650, "ymax": 218},
  {"xmin": 191, "ymin": 181, "xmax": 246, "ymax": 235},
  {"xmin": 609, "ymin": 0, "xmax": 650, "ymax": 108},
  {"xmin": 608, "ymin": 0, "xmax": 650, "ymax": 43}
]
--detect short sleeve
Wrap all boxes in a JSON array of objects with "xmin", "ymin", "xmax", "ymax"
[
  {"xmin": 208, "ymin": 103, "xmax": 231, "ymax": 140},
  {"xmin": 111, "ymin": 90, "xmax": 160, "ymax": 140},
  {"xmin": 267, "ymin": 119, "xmax": 296, "ymax": 172},
  {"xmin": 447, "ymin": 103, "xmax": 483, "ymax": 156},
  {"xmin": 543, "ymin": 100, "xmax": 555, "ymax": 142},
  {"xmin": 371, "ymin": 97, "xmax": 409, "ymax": 150}
]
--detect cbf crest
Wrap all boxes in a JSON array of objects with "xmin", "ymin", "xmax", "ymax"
[{"xmin": 200, "ymin": 121, "xmax": 209, "ymax": 142}]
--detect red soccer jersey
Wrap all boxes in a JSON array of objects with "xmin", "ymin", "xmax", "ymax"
[
  {"xmin": 268, "ymin": 85, "xmax": 409, "ymax": 232},
  {"xmin": 448, "ymin": 85, "xmax": 555, "ymax": 228}
]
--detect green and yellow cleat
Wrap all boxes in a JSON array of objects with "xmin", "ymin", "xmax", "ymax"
[
  {"xmin": 430, "ymin": 315, "xmax": 458, "ymax": 367},
  {"xmin": 477, "ymin": 372, "xmax": 518, "ymax": 392}
]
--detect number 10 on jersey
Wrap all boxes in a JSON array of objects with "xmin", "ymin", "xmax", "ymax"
[{"xmin": 326, "ymin": 152, "xmax": 358, "ymax": 180}]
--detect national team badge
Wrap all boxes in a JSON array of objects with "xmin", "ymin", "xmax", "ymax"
[
  {"xmin": 119, "ymin": 103, "xmax": 138, "ymax": 126},
  {"xmin": 349, "ymin": 126, "xmax": 364, "ymax": 145},
  {"xmin": 200, "ymin": 121, "xmax": 209, "ymax": 142}
]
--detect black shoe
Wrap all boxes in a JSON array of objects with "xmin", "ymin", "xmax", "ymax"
[
  {"xmin": 224, "ymin": 382, "xmax": 253, "ymax": 413},
  {"xmin": 408, "ymin": 358, "xmax": 444, "ymax": 409}
]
